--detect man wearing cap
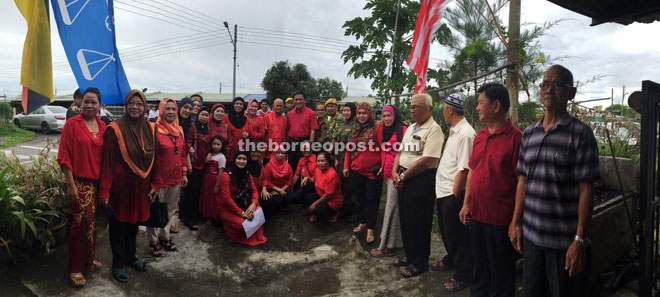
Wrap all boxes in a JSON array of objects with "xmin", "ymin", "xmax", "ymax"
[
  {"xmin": 284, "ymin": 97, "xmax": 294, "ymax": 116},
  {"xmin": 433, "ymin": 93, "xmax": 475, "ymax": 292}
]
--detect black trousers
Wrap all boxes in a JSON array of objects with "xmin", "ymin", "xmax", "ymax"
[
  {"xmin": 338, "ymin": 169, "xmax": 357, "ymax": 216},
  {"xmin": 109, "ymin": 216, "xmax": 139, "ymax": 269},
  {"xmin": 259, "ymin": 192, "xmax": 287, "ymax": 217},
  {"xmin": 437, "ymin": 192, "xmax": 473, "ymax": 283},
  {"xmin": 398, "ymin": 168, "xmax": 436, "ymax": 271},
  {"xmin": 469, "ymin": 219, "xmax": 516, "ymax": 297},
  {"xmin": 303, "ymin": 192, "xmax": 337, "ymax": 219},
  {"xmin": 350, "ymin": 171, "xmax": 382, "ymax": 229},
  {"xmin": 523, "ymin": 239, "xmax": 591, "ymax": 297},
  {"xmin": 287, "ymin": 138, "xmax": 307, "ymax": 173},
  {"xmin": 181, "ymin": 168, "xmax": 203, "ymax": 226}
]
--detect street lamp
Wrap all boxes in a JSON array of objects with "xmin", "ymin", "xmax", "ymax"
[{"xmin": 224, "ymin": 21, "xmax": 237, "ymax": 99}]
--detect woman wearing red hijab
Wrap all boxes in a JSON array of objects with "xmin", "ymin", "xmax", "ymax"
[
  {"xmin": 99, "ymin": 89, "xmax": 155, "ymax": 283},
  {"xmin": 344, "ymin": 102, "xmax": 384, "ymax": 244},
  {"xmin": 182, "ymin": 106, "xmax": 211, "ymax": 230},
  {"xmin": 208, "ymin": 103, "xmax": 230, "ymax": 141},
  {"xmin": 247, "ymin": 99, "xmax": 266, "ymax": 160},
  {"xmin": 57, "ymin": 87, "xmax": 106, "ymax": 287},
  {"xmin": 147, "ymin": 98, "xmax": 189, "ymax": 257},
  {"xmin": 260, "ymin": 145, "xmax": 293, "ymax": 216}
]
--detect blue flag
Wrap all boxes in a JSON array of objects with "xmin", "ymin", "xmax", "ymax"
[{"xmin": 51, "ymin": 0, "xmax": 130, "ymax": 105}]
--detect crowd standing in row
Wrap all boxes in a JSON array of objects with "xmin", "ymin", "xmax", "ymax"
[{"xmin": 57, "ymin": 65, "xmax": 598, "ymax": 297}]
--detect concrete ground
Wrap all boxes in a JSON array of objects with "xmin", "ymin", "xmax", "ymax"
[{"xmin": 2, "ymin": 205, "xmax": 478, "ymax": 297}]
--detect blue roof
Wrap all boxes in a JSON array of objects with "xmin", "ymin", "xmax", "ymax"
[{"xmin": 243, "ymin": 94, "xmax": 267, "ymax": 101}]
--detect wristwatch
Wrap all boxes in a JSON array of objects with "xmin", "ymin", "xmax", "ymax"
[
  {"xmin": 574, "ymin": 235, "xmax": 591, "ymax": 247},
  {"xmin": 399, "ymin": 172, "xmax": 405, "ymax": 181}
]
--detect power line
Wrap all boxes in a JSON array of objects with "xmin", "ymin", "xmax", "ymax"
[
  {"xmin": 240, "ymin": 26, "xmax": 360, "ymax": 45},
  {"xmin": 238, "ymin": 40, "xmax": 343, "ymax": 55},
  {"xmin": 239, "ymin": 32, "xmax": 349, "ymax": 50},
  {"xmin": 158, "ymin": 0, "xmax": 225, "ymax": 26},
  {"xmin": 114, "ymin": 3, "xmax": 218, "ymax": 35},
  {"xmin": 130, "ymin": 0, "xmax": 224, "ymax": 31},
  {"xmin": 122, "ymin": 41, "xmax": 231, "ymax": 63}
]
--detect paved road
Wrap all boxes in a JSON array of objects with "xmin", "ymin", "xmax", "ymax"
[{"xmin": 1, "ymin": 131, "xmax": 60, "ymax": 164}]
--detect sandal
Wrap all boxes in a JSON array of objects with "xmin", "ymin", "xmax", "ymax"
[
  {"xmin": 431, "ymin": 260, "xmax": 452, "ymax": 271},
  {"xmin": 129, "ymin": 259, "xmax": 148, "ymax": 272},
  {"xmin": 149, "ymin": 243, "xmax": 163, "ymax": 257},
  {"xmin": 393, "ymin": 256, "xmax": 408, "ymax": 267},
  {"xmin": 86, "ymin": 259, "xmax": 103, "ymax": 272},
  {"xmin": 69, "ymin": 272, "xmax": 86, "ymax": 288},
  {"xmin": 170, "ymin": 225, "xmax": 179, "ymax": 234},
  {"xmin": 370, "ymin": 248, "xmax": 397, "ymax": 258},
  {"xmin": 112, "ymin": 267, "xmax": 128, "ymax": 283},
  {"xmin": 159, "ymin": 239, "xmax": 177, "ymax": 252},
  {"xmin": 444, "ymin": 278, "xmax": 468, "ymax": 292},
  {"xmin": 352, "ymin": 224, "xmax": 366, "ymax": 234},
  {"xmin": 400, "ymin": 264, "xmax": 427, "ymax": 278}
]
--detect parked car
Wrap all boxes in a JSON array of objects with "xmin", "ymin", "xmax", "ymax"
[{"xmin": 12, "ymin": 105, "xmax": 67, "ymax": 134}]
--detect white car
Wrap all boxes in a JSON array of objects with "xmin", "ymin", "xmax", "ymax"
[{"xmin": 12, "ymin": 105, "xmax": 67, "ymax": 134}]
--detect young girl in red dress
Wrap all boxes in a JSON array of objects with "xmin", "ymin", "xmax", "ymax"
[{"xmin": 199, "ymin": 135, "xmax": 226, "ymax": 224}]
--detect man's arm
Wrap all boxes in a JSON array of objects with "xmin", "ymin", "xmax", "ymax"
[
  {"xmin": 452, "ymin": 169, "xmax": 468, "ymax": 197},
  {"xmin": 402, "ymin": 157, "xmax": 438, "ymax": 179},
  {"xmin": 565, "ymin": 181, "xmax": 594, "ymax": 276},
  {"xmin": 309, "ymin": 130, "xmax": 316, "ymax": 142},
  {"xmin": 509, "ymin": 175, "xmax": 527, "ymax": 254},
  {"xmin": 459, "ymin": 170, "xmax": 473, "ymax": 225}
]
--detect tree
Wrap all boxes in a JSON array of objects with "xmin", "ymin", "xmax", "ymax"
[
  {"xmin": 0, "ymin": 102, "xmax": 12, "ymax": 124},
  {"xmin": 261, "ymin": 61, "xmax": 317, "ymax": 100},
  {"xmin": 605, "ymin": 104, "xmax": 639, "ymax": 118},
  {"xmin": 316, "ymin": 77, "xmax": 345, "ymax": 101},
  {"xmin": 342, "ymin": 0, "xmax": 451, "ymax": 100}
]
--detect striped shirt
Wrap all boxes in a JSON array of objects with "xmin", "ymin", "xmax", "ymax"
[{"xmin": 516, "ymin": 114, "xmax": 600, "ymax": 250}]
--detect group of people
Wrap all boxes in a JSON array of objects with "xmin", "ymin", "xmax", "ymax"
[{"xmin": 57, "ymin": 65, "xmax": 598, "ymax": 297}]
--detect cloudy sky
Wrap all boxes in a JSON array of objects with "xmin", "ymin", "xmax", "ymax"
[{"xmin": 0, "ymin": 0, "xmax": 658, "ymax": 107}]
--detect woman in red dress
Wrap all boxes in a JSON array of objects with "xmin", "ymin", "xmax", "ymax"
[
  {"xmin": 305, "ymin": 151, "xmax": 343, "ymax": 222},
  {"xmin": 199, "ymin": 135, "xmax": 226, "ymax": 224},
  {"xmin": 57, "ymin": 87, "xmax": 106, "ymax": 287},
  {"xmin": 217, "ymin": 151, "xmax": 267, "ymax": 246},
  {"xmin": 182, "ymin": 106, "xmax": 211, "ymax": 230},
  {"xmin": 343, "ymin": 102, "xmax": 384, "ymax": 244},
  {"xmin": 99, "ymin": 89, "xmax": 155, "ymax": 283},
  {"xmin": 260, "ymin": 145, "xmax": 293, "ymax": 217},
  {"xmin": 225, "ymin": 97, "xmax": 251, "ymax": 161},
  {"xmin": 147, "ymin": 98, "xmax": 189, "ymax": 257},
  {"xmin": 208, "ymin": 103, "xmax": 230, "ymax": 141}
]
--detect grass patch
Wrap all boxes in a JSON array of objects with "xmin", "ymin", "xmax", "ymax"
[{"xmin": 0, "ymin": 123, "xmax": 35, "ymax": 148}]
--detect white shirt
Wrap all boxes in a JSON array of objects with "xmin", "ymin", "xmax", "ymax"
[
  {"xmin": 211, "ymin": 153, "xmax": 227, "ymax": 169},
  {"xmin": 435, "ymin": 117, "xmax": 475, "ymax": 198},
  {"xmin": 149, "ymin": 110, "xmax": 159, "ymax": 119},
  {"xmin": 398, "ymin": 116, "xmax": 444, "ymax": 169}
]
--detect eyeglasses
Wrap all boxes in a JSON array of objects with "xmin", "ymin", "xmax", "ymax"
[
  {"xmin": 409, "ymin": 104, "xmax": 427, "ymax": 110},
  {"xmin": 539, "ymin": 81, "xmax": 573, "ymax": 90},
  {"xmin": 192, "ymin": 103, "xmax": 202, "ymax": 107}
]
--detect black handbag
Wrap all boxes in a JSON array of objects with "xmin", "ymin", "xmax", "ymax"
[{"xmin": 139, "ymin": 197, "xmax": 169, "ymax": 228}]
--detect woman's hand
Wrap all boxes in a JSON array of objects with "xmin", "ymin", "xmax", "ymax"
[
  {"xmin": 376, "ymin": 166, "xmax": 383, "ymax": 177},
  {"xmin": 205, "ymin": 153, "xmax": 212, "ymax": 163},
  {"xmin": 301, "ymin": 177, "xmax": 309, "ymax": 186},
  {"xmin": 261, "ymin": 189, "xmax": 271, "ymax": 200},
  {"xmin": 181, "ymin": 176, "xmax": 188, "ymax": 188},
  {"xmin": 308, "ymin": 201, "xmax": 318, "ymax": 214},
  {"xmin": 242, "ymin": 131, "xmax": 249, "ymax": 139},
  {"xmin": 342, "ymin": 168, "xmax": 349, "ymax": 178},
  {"xmin": 148, "ymin": 188, "xmax": 159, "ymax": 203},
  {"xmin": 213, "ymin": 185, "xmax": 220, "ymax": 195},
  {"xmin": 66, "ymin": 181, "xmax": 78, "ymax": 202},
  {"xmin": 189, "ymin": 147, "xmax": 195, "ymax": 154},
  {"xmin": 277, "ymin": 188, "xmax": 287, "ymax": 196}
]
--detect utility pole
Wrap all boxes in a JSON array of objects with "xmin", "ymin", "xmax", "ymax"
[
  {"xmin": 219, "ymin": 82, "xmax": 222, "ymax": 94},
  {"xmin": 621, "ymin": 85, "xmax": 625, "ymax": 116},
  {"xmin": 506, "ymin": 0, "xmax": 521, "ymax": 124},
  {"xmin": 1, "ymin": 94, "xmax": 6, "ymax": 102},
  {"xmin": 611, "ymin": 88, "xmax": 614, "ymax": 108},
  {"xmin": 224, "ymin": 22, "xmax": 237, "ymax": 99}
]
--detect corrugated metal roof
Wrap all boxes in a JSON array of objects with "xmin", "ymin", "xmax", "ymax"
[{"xmin": 548, "ymin": 0, "xmax": 660, "ymax": 26}]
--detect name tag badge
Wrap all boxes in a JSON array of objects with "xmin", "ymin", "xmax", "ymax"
[{"xmin": 411, "ymin": 134, "xmax": 424, "ymax": 155}]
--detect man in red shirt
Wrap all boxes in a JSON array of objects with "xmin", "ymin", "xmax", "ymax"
[
  {"xmin": 459, "ymin": 82, "xmax": 521, "ymax": 297},
  {"xmin": 264, "ymin": 98, "xmax": 287, "ymax": 164},
  {"xmin": 286, "ymin": 91, "xmax": 318, "ymax": 170}
]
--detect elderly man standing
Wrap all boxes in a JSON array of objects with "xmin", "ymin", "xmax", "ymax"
[
  {"xmin": 459, "ymin": 82, "xmax": 521, "ymax": 297},
  {"xmin": 286, "ymin": 91, "xmax": 318, "ymax": 170},
  {"xmin": 433, "ymin": 93, "xmax": 475, "ymax": 292},
  {"xmin": 392, "ymin": 93, "xmax": 444, "ymax": 277},
  {"xmin": 264, "ymin": 98, "xmax": 287, "ymax": 164},
  {"xmin": 510, "ymin": 65, "xmax": 599, "ymax": 297}
]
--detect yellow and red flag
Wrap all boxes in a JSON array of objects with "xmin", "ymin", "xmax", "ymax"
[{"xmin": 15, "ymin": 0, "xmax": 53, "ymax": 114}]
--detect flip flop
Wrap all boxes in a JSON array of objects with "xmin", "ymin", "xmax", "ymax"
[
  {"xmin": 169, "ymin": 225, "xmax": 179, "ymax": 234},
  {"xmin": 400, "ymin": 264, "xmax": 427, "ymax": 278},
  {"xmin": 129, "ymin": 259, "xmax": 148, "ymax": 272},
  {"xmin": 444, "ymin": 278, "xmax": 469, "ymax": 292},
  {"xmin": 431, "ymin": 260, "xmax": 452, "ymax": 271},
  {"xmin": 370, "ymin": 248, "xmax": 398, "ymax": 258},
  {"xmin": 393, "ymin": 256, "xmax": 408, "ymax": 267},
  {"xmin": 112, "ymin": 267, "xmax": 128, "ymax": 283},
  {"xmin": 150, "ymin": 243, "xmax": 163, "ymax": 257}
]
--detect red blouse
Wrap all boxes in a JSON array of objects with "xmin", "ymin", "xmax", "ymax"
[
  {"xmin": 225, "ymin": 115, "xmax": 252, "ymax": 161},
  {"xmin": 187, "ymin": 125, "xmax": 211, "ymax": 170},
  {"xmin": 295, "ymin": 154, "xmax": 317, "ymax": 178},
  {"xmin": 263, "ymin": 161, "xmax": 293, "ymax": 190},
  {"xmin": 344, "ymin": 123, "xmax": 384, "ymax": 179},
  {"xmin": 313, "ymin": 167, "xmax": 343, "ymax": 211},
  {"xmin": 57, "ymin": 114, "xmax": 107, "ymax": 180},
  {"xmin": 209, "ymin": 119, "xmax": 230, "ymax": 143},
  {"xmin": 151, "ymin": 130, "xmax": 188, "ymax": 191},
  {"xmin": 218, "ymin": 172, "xmax": 259, "ymax": 216},
  {"xmin": 248, "ymin": 114, "xmax": 266, "ymax": 143},
  {"xmin": 264, "ymin": 112, "xmax": 287, "ymax": 159},
  {"xmin": 251, "ymin": 169, "xmax": 265, "ymax": 191}
]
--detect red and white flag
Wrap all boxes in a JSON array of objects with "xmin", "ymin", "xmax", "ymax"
[{"xmin": 406, "ymin": 0, "xmax": 453, "ymax": 94}]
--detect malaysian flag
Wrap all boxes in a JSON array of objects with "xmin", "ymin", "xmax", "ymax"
[{"xmin": 406, "ymin": 0, "xmax": 453, "ymax": 94}]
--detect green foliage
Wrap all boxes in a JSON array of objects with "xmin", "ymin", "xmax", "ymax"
[
  {"xmin": 604, "ymin": 104, "xmax": 639, "ymax": 118},
  {"xmin": 517, "ymin": 101, "xmax": 544, "ymax": 127},
  {"xmin": 0, "ymin": 124, "xmax": 35, "ymax": 148},
  {"xmin": 260, "ymin": 61, "xmax": 345, "ymax": 104},
  {"xmin": 0, "ymin": 102, "xmax": 12, "ymax": 124}
]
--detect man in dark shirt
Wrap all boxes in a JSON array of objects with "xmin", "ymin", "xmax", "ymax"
[
  {"xmin": 510, "ymin": 65, "xmax": 599, "ymax": 297},
  {"xmin": 66, "ymin": 88, "xmax": 82, "ymax": 121}
]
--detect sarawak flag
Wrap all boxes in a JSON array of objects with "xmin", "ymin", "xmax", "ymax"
[
  {"xmin": 406, "ymin": 0, "xmax": 453, "ymax": 94},
  {"xmin": 15, "ymin": 0, "xmax": 54, "ymax": 114}
]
